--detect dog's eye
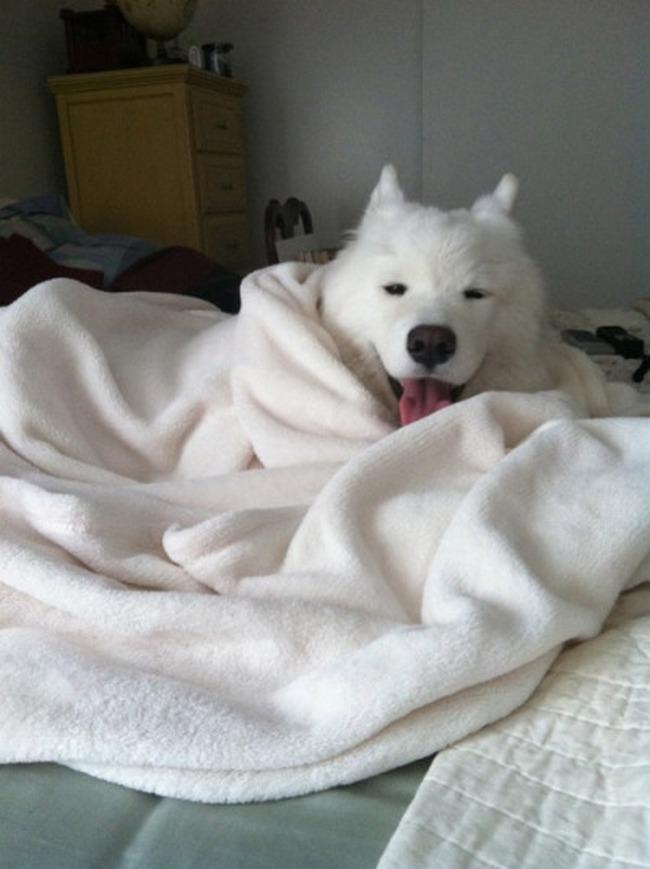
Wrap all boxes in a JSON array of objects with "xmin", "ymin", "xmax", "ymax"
[
  {"xmin": 463, "ymin": 288, "xmax": 487, "ymax": 300},
  {"xmin": 383, "ymin": 283, "xmax": 408, "ymax": 296}
]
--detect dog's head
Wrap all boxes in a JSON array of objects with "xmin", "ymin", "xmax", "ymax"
[{"xmin": 320, "ymin": 166, "xmax": 548, "ymax": 419}]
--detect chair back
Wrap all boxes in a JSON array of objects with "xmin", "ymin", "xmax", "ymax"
[{"xmin": 264, "ymin": 198, "xmax": 314, "ymax": 264}]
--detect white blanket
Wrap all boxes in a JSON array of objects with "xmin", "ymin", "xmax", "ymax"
[{"xmin": 1, "ymin": 267, "xmax": 649, "ymax": 803}]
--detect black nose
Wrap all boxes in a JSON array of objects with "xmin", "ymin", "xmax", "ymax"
[{"xmin": 407, "ymin": 325, "xmax": 456, "ymax": 368}]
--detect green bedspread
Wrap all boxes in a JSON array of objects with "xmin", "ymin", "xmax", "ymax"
[{"xmin": 0, "ymin": 759, "xmax": 430, "ymax": 869}]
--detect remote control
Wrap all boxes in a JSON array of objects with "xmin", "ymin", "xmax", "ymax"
[
  {"xmin": 561, "ymin": 329, "xmax": 615, "ymax": 355},
  {"xmin": 633, "ymin": 356, "xmax": 650, "ymax": 384},
  {"xmin": 594, "ymin": 326, "xmax": 644, "ymax": 359}
]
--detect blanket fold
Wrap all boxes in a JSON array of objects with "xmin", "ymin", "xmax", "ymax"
[
  {"xmin": 0, "ymin": 270, "xmax": 648, "ymax": 803},
  {"xmin": 231, "ymin": 263, "xmax": 395, "ymax": 466}
]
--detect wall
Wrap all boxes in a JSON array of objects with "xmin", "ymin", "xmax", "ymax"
[
  {"xmin": 2, "ymin": 0, "xmax": 422, "ymax": 266},
  {"xmin": 422, "ymin": 0, "xmax": 650, "ymax": 308},
  {"xmin": 184, "ymin": 0, "xmax": 422, "ymax": 263},
  {"xmin": 0, "ymin": 1, "xmax": 73, "ymax": 199},
  {"xmin": 3, "ymin": 2, "xmax": 648, "ymax": 307}
]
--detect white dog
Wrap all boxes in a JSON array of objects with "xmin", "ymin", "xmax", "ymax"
[{"xmin": 320, "ymin": 165, "xmax": 560, "ymax": 424}]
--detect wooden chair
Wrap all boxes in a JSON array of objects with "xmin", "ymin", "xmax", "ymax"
[{"xmin": 264, "ymin": 198, "xmax": 337, "ymax": 265}]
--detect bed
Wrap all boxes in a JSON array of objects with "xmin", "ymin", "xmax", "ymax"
[{"xmin": 0, "ymin": 210, "xmax": 649, "ymax": 868}]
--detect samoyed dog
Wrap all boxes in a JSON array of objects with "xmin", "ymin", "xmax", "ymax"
[{"xmin": 319, "ymin": 165, "xmax": 559, "ymax": 424}]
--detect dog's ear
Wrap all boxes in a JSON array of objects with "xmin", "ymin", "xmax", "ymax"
[
  {"xmin": 472, "ymin": 174, "xmax": 519, "ymax": 217},
  {"xmin": 367, "ymin": 164, "xmax": 405, "ymax": 210},
  {"xmin": 493, "ymin": 174, "xmax": 519, "ymax": 212}
]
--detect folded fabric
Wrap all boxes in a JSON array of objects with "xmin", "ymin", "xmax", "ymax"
[
  {"xmin": 0, "ymin": 194, "xmax": 160, "ymax": 287},
  {"xmin": 0, "ymin": 195, "xmax": 240, "ymax": 311},
  {"xmin": 0, "ymin": 234, "xmax": 103, "ymax": 305},
  {"xmin": 0, "ymin": 268, "xmax": 648, "ymax": 803},
  {"xmin": 112, "ymin": 245, "xmax": 242, "ymax": 313}
]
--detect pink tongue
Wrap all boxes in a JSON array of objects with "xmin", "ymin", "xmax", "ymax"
[{"xmin": 399, "ymin": 378, "xmax": 452, "ymax": 426}]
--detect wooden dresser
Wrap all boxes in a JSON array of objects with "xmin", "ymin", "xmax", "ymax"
[{"xmin": 48, "ymin": 65, "xmax": 250, "ymax": 272}]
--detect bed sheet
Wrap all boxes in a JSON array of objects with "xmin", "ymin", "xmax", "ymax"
[{"xmin": 0, "ymin": 757, "xmax": 430, "ymax": 869}]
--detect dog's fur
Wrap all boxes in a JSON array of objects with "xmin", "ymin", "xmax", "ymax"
[{"xmin": 319, "ymin": 166, "xmax": 558, "ymax": 411}]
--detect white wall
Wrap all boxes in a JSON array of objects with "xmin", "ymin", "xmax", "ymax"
[
  {"xmin": 1, "ymin": 0, "xmax": 422, "ymax": 265},
  {"xmin": 4, "ymin": 1, "xmax": 648, "ymax": 308},
  {"xmin": 184, "ymin": 0, "xmax": 422, "ymax": 264},
  {"xmin": 422, "ymin": 0, "xmax": 650, "ymax": 308},
  {"xmin": 0, "ymin": 1, "xmax": 73, "ymax": 198}
]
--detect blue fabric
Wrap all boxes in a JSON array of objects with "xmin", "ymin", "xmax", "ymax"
[{"xmin": 0, "ymin": 196, "xmax": 160, "ymax": 287}]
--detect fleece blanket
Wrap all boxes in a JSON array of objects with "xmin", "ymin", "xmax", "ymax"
[{"xmin": 1, "ymin": 265, "xmax": 649, "ymax": 803}]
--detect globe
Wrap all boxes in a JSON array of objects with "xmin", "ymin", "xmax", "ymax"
[{"xmin": 117, "ymin": 0, "xmax": 199, "ymax": 62}]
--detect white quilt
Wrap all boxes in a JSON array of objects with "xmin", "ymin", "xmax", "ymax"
[
  {"xmin": 379, "ymin": 587, "xmax": 650, "ymax": 868},
  {"xmin": 0, "ymin": 266, "xmax": 649, "ymax": 803}
]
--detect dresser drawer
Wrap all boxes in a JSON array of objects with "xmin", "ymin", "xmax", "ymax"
[
  {"xmin": 202, "ymin": 214, "xmax": 250, "ymax": 270},
  {"xmin": 191, "ymin": 89, "xmax": 242, "ymax": 152},
  {"xmin": 197, "ymin": 155, "xmax": 246, "ymax": 214}
]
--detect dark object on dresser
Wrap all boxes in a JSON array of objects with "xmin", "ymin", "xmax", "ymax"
[{"xmin": 60, "ymin": 4, "xmax": 147, "ymax": 74}]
